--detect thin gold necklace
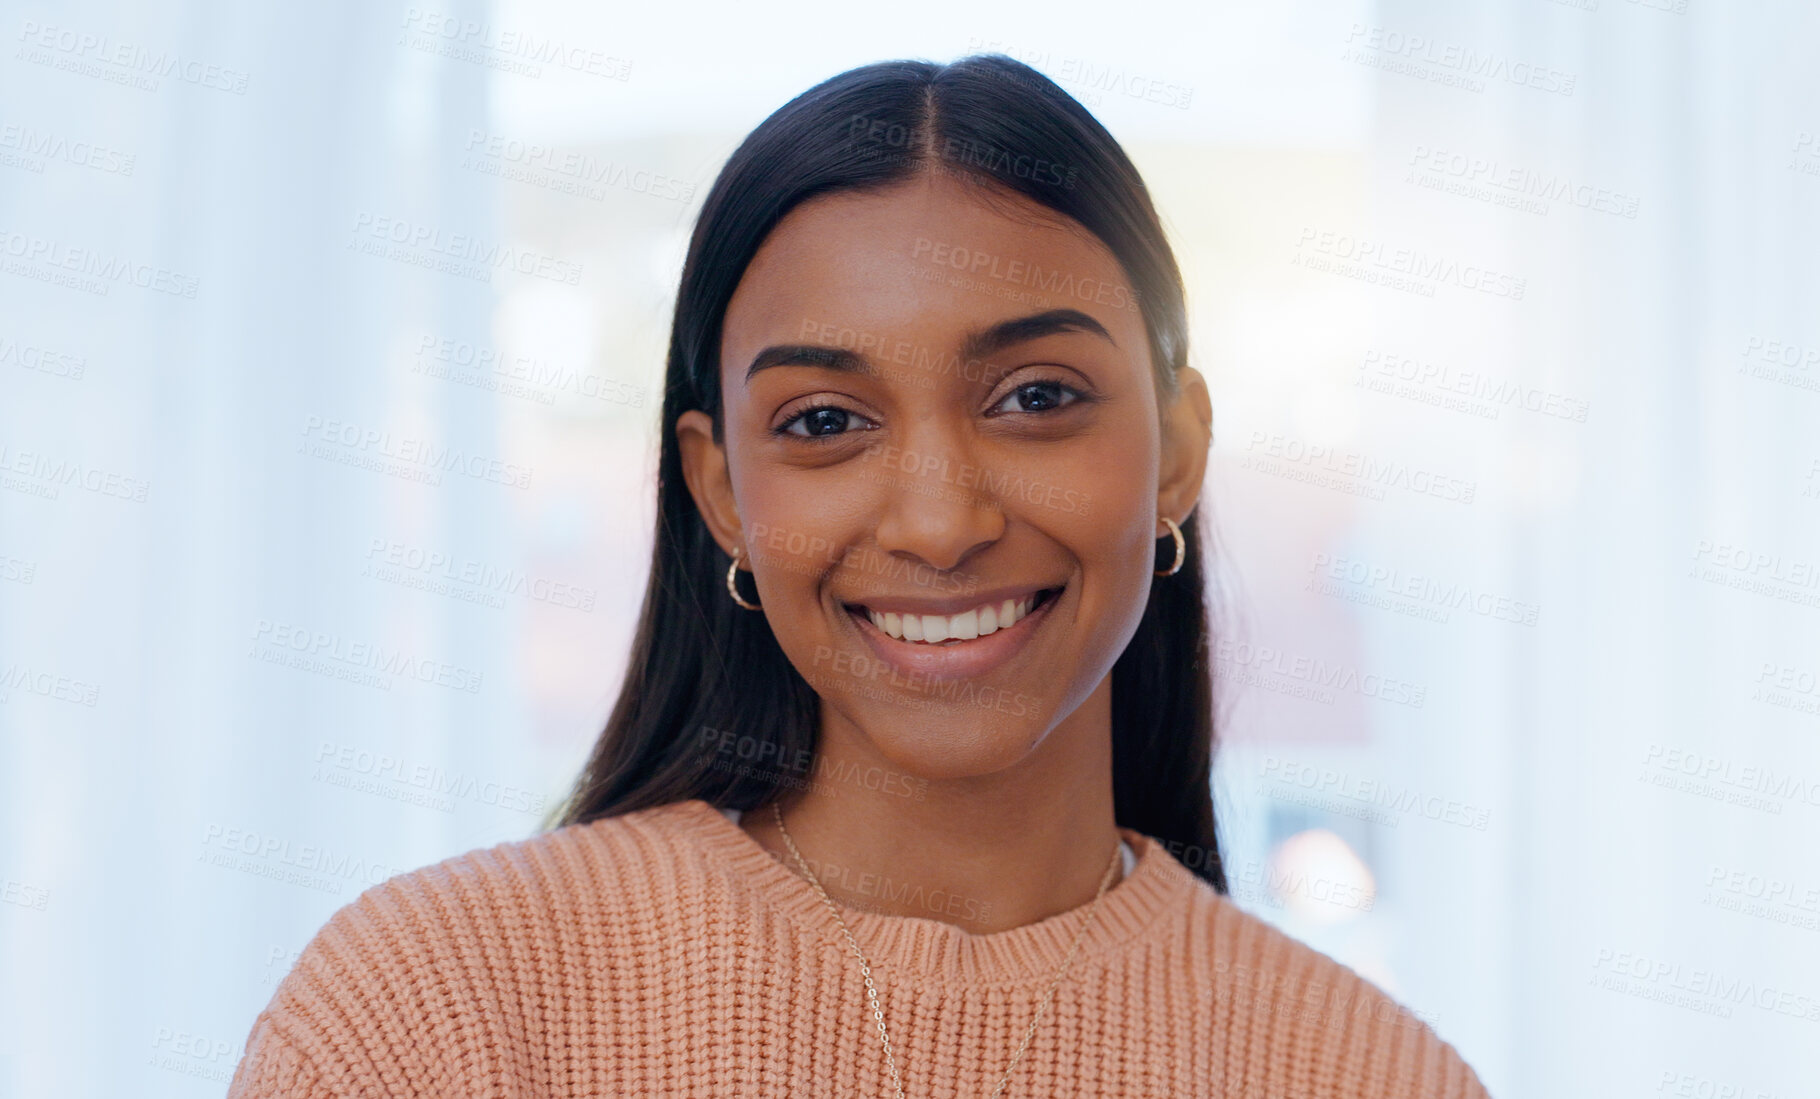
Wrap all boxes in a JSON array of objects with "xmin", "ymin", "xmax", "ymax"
[{"xmin": 771, "ymin": 802, "xmax": 1123, "ymax": 1099}]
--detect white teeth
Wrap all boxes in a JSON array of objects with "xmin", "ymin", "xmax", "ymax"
[
  {"xmin": 949, "ymin": 608, "xmax": 979, "ymax": 640},
  {"xmin": 862, "ymin": 592, "xmax": 1049, "ymax": 643}
]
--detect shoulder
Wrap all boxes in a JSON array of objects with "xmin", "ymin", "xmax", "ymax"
[
  {"xmin": 302, "ymin": 798, "xmax": 702, "ymax": 965},
  {"xmin": 228, "ymin": 801, "xmax": 706, "ymax": 1097},
  {"xmin": 300, "ymin": 800, "xmax": 690, "ymax": 963},
  {"xmin": 1169, "ymin": 867, "xmax": 1491, "ymax": 1098}
]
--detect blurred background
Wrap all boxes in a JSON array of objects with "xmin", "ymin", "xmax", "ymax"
[{"xmin": 3, "ymin": 1, "xmax": 1818, "ymax": 1096}]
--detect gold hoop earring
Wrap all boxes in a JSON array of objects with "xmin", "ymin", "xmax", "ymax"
[
  {"xmin": 1155, "ymin": 516, "xmax": 1186, "ymax": 577},
  {"xmin": 726, "ymin": 546, "xmax": 763, "ymax": 610}
]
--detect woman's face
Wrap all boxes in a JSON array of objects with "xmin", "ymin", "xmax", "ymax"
[{"xmin": 679, "ymin": 170, "xmax": 1210, "ymax": 781}]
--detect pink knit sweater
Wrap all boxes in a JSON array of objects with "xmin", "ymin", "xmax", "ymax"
[{"xmin": 228, "ymin": 798, "xmax": 1490, "ymax": 1097}]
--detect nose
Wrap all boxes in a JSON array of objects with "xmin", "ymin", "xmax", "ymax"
[{"xmin": 867, "ymin": 435, "xmax": 1006, "ymax": 573}]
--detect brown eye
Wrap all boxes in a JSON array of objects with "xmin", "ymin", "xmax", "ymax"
[
  {"xmin": 990, "ymin": 380, "xmax": 1082, "ymax": 415},
  {"xmin": 777, "ymin": 404, "xmax": 876, "ymax": 439}
]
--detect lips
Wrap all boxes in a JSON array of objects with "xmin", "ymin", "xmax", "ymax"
[
  {"xmin": 839, "ymin": 585, "xmax": 1064, "ymax": 682},
  {"xmin": 844, "ymin": 589, "xmax": 1062, "ymax": 647},
  {"xmin": 855, "ymin": 588, "xmax": 1059, "ymax": 644}
]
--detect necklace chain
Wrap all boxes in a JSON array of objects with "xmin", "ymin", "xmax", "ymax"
[{"xmin": 770, "ymin": 803, "xmax": 1123, "ymax": 1099}]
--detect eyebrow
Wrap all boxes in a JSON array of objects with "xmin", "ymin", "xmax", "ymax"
[{"xmin": 743, "ymin": 308, "xmax": 1117, "ymax": 384}]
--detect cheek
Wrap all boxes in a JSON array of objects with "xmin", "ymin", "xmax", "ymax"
[
  {"xmin": 1042, "ymin": 442, "xmax": 1161, "ymax": 607},
  {"xmin": 728, "ymin": 459, "xmax": 866, "ymax": 605},
  {"xmin": 739, "ymin": 506, "xmax": 843, "ymax": 589},
  {"xmin": 1029, "ymin": 429, "xmax": 1156, "ymax": 538}
]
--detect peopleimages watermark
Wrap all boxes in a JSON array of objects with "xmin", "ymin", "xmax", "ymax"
[
  {"xmin": 0, "ymin": 662, "xmax": 100, "ymax": 707},
  {"xmin": 14, "ymin": 20, "xmax": 249, "ymax": 95},
  {"xmin": 0, "ymin": 121, "xmax": 135, "ymax": 177},
  {"xmin": 248, "ymin": 618, "xmax": 485, "ymax": 694},
  {"xmin": 1, "ymin": 333, "xmax": 86, "ymax": 381},
  {"xmin": 1256, "ymin": 756, "xmax": 1488, "ymax": 831},
  {"xmin": 1341, "ymin": 24, "xmax": 1576, "ymax": 97},
  {"xmin": 1213, "ymin": 957, "xmax": 1437, "ymax": 1033},
  {"xmin": 1292, "ymin": 227, "xmax": 1525, "ymax": 301},
  {"xmin": 0, "ymin": 228, "xmax": 198, "ymax": 298},
  {"xmin": 1689, "ymin": 539, "xmax": 1820, "ymax": 611},
  {"xmin": 259, "ymin": 944, "xmax": 304, "ymax": 986},
  {"xmin": 1638, "ymin": 742, "xmax": 1820, "ymax": 815},
  {"xmin": 912, "ymin": 236, "xmax": 1141, "ymax": 313},
  {"xmin": 790, "ymin": 316, "xmax": 1065, "ymax": 391},
  {"xmin": 1654, "ymin": 1068, "xmax": 1789, "ymax": 1099},
  {"xmin": 744, "ymin": 518, "xmax": 982, "ymax": 599},
  {"xmin": 1734, "ymin": 333, "xmax": 1820, "ymax": 395},
  {"xmin": 1589, "ymin": 947, "xmax": 1820, "ymax": 1023},
  {"xmin": 847, "ymin": 113, "xmax": 1080, "ymax": 190},
  {"xmin": 1307, "ymin": 551, "xmax": 1540, "ymax": 627},
  {"xmin": 413, "ymin": 333, "xmax": 647, "ymax": 410},
  {"xmin": 297, "ymin": 414, "xmax": 533, "ymax": 490},
  {"xmin": 1753, "ymin": 661, "xmax": 1820, "ymax": 720},
  {"xmin": 1357, "ymin": 349, "xmax": 1590, "ymax": 424},
  {"xmin": 760, "ymin": 848, "xmax": 995, "ymax": 926},
  {"xmin": 364, "ymin": 538, "xmax": 597, "ymax": 612},
  {"xmin": 1227, "ymin": 856, "xmax": 1377, "ymax": 914},
  {"xmin": 0, "ymin": 552, "xmax": 36, "ymax": 585},
  {"xmin": 1240, "ymin": 431, "xmax": 1477, "ymax": 505},
  {"xmin": 398, "ymin": 9, "xmax": 631, "ymax": 81},
  {"xmin": 961, "ymin": 38, "xmax": 1195, "ymax": 110},
  {"xmin": 861, "ymin": 441, "xmax": 1091, "ymax": 519},
  {"xmin": 2, "ymin": 876, "xmax": 50, "ymax": 911},
  {"xmin": 1404, "ymin": 145, "xmax": 1637, "ymax": 219},
  {"xmin": 810, "ymin": 646, "xmax": 1038, "ymax": 717},
  {"xmin": 0, "ymin": 443, "xmax": 149, "ymax": 503},
  {"xmin": 349, "ymin": 211, "xmax": 582, "ymax": 286},
  {"xmin": 786, "ymin": 318, "xmax": 935, "ymax": 391},
  {"xmin": 1791, "ymin": 132, "xmax": 1820, "ymax": 180},
  {"xmin": 698, "ymin": 724, "xmax": 929, "ymax": 801},
  {"xmin": 1704, "ymin": 862, "xmax": 1820, "ymax": 934},
  {"xmin": 148, "ymin": 1028, "xmax": 236, "ymax": 1085},
  {"xmin": 461, "ymin": 128, "xmax": 693, "ymax": 204},
  {"xmin": 313, "ymin": 740, "xmax": 547, "ymax": 815},
  {"xmin": 198, "ymin": 823, "xmax": 407, "ymax": 896},
  {"xmin": 1212, "ymin": 640, "xmax": 1428, "ymax": 709}
]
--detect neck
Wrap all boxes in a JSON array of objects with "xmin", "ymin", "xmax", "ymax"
[{"xmin": 738, "ymin": 675, "xmax": 1124, "ymax": 935}]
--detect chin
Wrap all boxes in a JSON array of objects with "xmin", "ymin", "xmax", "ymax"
[{"xmin": 837, "ymin": 695, "xmax": 1061, "ymax": 782}]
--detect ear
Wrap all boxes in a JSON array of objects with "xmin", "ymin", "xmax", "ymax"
[
  {"xmin": 1156, "ymin": 365, "xmax": 1213, "ymax": 530},
  {"xmin": 675, "ymin": 410, "xmax": 745, "ymax": 558}
]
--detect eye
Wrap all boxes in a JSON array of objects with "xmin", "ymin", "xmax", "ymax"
[
  {"xmin": 989, "ymin": 378, "xmax": 1084, "ymax": 416},
  {"xmin": 775, "ymin": 403, "xmax": 876, "ymax": 439}
]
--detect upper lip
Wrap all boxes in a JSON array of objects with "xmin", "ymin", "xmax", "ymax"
[{"xmin": 842, "ymin": 584, "xmax": 1061, "ymax": 617}]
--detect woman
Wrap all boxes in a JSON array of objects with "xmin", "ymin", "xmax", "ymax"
[{"xmin": 230, "ymin": 55, "xmax": 1490, "ymax": 1098}]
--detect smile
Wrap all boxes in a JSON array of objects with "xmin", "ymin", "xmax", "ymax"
[
  {"xmin": 838, "ymin": 585, "xmax": 1064, "ymax": 682},
  {"xmin": 855, "ymin": 588, "xmax": 1061, "ymax": 644}
]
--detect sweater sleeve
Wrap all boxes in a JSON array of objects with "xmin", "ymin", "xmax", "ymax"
[
  {"xmin": 226, "ymin": 1011, "xmax": 350, "ymax": 1099},
  {"xmin": 224, "ymin": 873, "xmax": 479, "ymax": 1099}
]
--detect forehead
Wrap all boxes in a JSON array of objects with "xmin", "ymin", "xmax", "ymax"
[{"xmin": 719, "ymin": 172, "xmax": 1140, "ymax": 378}]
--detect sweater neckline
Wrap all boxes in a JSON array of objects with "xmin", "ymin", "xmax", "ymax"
[
  {"xmin": 719, "ymin": 806, "xmax": 1140, "ymax": 878},
  {"xmin": 668, "ymin": 797, "xmax": 1195, "ymax": 985}
]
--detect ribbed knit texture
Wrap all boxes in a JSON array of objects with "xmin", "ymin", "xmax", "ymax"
[{"xmin": 227, "ymin": 798, "xmax": 1491, "ymax": 1097}]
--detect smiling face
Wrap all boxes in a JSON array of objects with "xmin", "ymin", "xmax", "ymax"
[{"xmin": 677, "ymin": 169, "xmax": 1210, "ymax": 782}]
